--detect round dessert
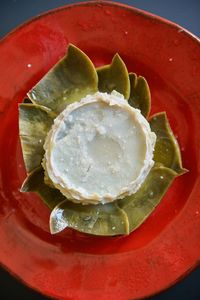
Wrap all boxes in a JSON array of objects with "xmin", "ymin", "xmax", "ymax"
[{"xmin": 43, "ymin": 91, "xmax": 156, "ymax": 204}]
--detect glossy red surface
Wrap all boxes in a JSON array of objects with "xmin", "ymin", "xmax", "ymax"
[{"xmin": 0, "ymin": 1, "xmax": 200, "ymax": 299}]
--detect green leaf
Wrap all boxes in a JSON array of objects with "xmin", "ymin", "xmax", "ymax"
[
  {"xmin": 22, "ymin": 165, "xmax": 176, "ymax": 236},
  {"xmin": 49, "ymin": 165, "xmax": 176, "ymax": 236},
  {"xmin": 50, "ymin": 201, "xmax": 129, "ymax": 236},
  {"xmin": 21, "ymin": 167, "xmax": 65, "ymax": 209},
  {"xmin": 149, "ymin": 112, "xmax": 187, "ymax": 175},
  {"xmin": 128, "ymin": 73, "xmax": 151, "ymax": 118},
  {"xmin": 19, "ymin": 103, "xmax": 54, "ymax": 173},
  {"xmin": 118, "ymin": 165, "xmax": 176, "ymax": 232},
  {"xmin": 97, "ymin": 54, "xmax": 130, "ymax": 99},
  {"xmin": 28, "ymin": 44, "xmax": 98, "ymax": 113},
  {"xmin": 21, "ymin": 167, "xmax": 129, "ymax": 235}
]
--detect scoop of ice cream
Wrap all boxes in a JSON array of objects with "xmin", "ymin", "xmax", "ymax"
[{"xmin": 43, "ymin": 91, "xmax": 156, "ymax": 204}]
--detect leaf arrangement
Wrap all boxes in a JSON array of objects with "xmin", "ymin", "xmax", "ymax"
[{"xmin": 19, "ymin": 45, "xmax": 186, "ymax": 236}]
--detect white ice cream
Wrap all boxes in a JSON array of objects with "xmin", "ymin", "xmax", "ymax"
[{"xmin": 43, "ymin": 91, "xmax": 156, "ymax": 204}]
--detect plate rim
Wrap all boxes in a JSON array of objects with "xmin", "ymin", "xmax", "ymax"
[
  {"xmin": 1, "ymin": 0, "xmax": 199, "ymax": 45},
  {"xmin": 0, "ymin": 259, "xmax": 199, "ymax": 300},
  {"xmin": 0, "ymin": 1, "xmax": 200, "ymax": 299}
]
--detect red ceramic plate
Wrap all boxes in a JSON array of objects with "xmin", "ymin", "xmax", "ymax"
[{"xmin": 0, "ymin": 1, "xmax": 199, "ymax": 299}]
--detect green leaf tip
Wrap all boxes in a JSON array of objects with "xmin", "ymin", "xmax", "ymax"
[
  {"xmin": 97, "ymin": 53, "xmax": 130, "ymax": 99},
  {"xmin": 27, "ymin": 44, "xmax": 98, "ymax": 113},
  {"xmin": 149, "ymin": 112, "xmax": 187, "ymax": 175},
  {"xmin": 128, "ymin": 72, "xmax": 151, "ymax": 118}
]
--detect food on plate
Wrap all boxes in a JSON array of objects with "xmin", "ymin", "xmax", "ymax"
[
  {"xmin": 19, "ymin": 45, "xmax": 187, "ymax": 236},
  {"xmin": 43, "ymin": 91, "xmax": 156, "ymax": 204}
]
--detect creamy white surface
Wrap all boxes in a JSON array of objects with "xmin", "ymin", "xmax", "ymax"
[{"xmin": 43, "ymin": 91, "xmax": 156, "ymax": 204}]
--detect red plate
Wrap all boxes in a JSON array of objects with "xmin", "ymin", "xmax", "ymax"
[{"xmin": 0, "ymin": 1, "xmax": 199, "ymax": 299}]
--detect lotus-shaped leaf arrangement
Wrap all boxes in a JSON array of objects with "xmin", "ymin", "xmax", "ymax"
[{"xmin": 19, "ymin": 45, "xmax": 186, "ymax": 236}]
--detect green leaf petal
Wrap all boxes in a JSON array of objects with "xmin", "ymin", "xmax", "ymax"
[
  {"xmin": 21, "ymin": 167, "xmax": 65, "ymax": 209},
  {"xmin": 149, "ymin": 113, "xmax": 187, "ymax": 175},
  {"xmin": 28, "ymin": 44, "xmax": 98, "ymax": 113},
  {"xmin": 19, "ymin": 103, "xmax": 54, "ymax": 173},
  {"xmin": 128, "ymin": 73, "xmax": 151, "ymax": 117},
  {"xmin": 50, "ymin": 201, "xmax": 129, "ymax": 236},
  {"xmin": 21, "ymin": 167, "xmax": 129, "ymax": 235},
  {"xmin": 21, "ymin": 166, "xmax": 176, "ymax": 236},
  {"xmin": 49, "ymin": 165, "xmax": 176, "ymax": 236},
  {"xmin": 118, "ymin": 165, "xmax": 176, "ymax": 232},
  {"xmin": 97, "ymin": 54, "xmax": 130, "ymax": 99}
]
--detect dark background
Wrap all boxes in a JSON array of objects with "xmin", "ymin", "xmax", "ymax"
[{"xmin": 0, "ymin": 0, "xmax": 200, "ymax": 299}]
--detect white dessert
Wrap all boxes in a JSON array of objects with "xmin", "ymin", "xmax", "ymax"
[{"xmin": 43, "ymin": 91, "xmax": 156, "ymax": 204}]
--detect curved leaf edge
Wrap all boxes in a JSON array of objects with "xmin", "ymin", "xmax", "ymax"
[
  {"xmin": 27, "ymin": 44, "xmax": 98, "ymax": 113},
  {"xmin": 41, "ymin": 165, "xmax": 176, "ymax": 236},
  {"xmin": 128, "ymin": 72, "xmax": 151, "ymax": 118},
  {"xmin": 19, "ymin": 103, "xmax": 56, "ymax": 173},
  {"xmin": 149, "ymin": 112, "xmax": 188, "ymax": 176},
  {"xmin": 97, "ymin": 53, "xmax": 130, "ymax": 99}
]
